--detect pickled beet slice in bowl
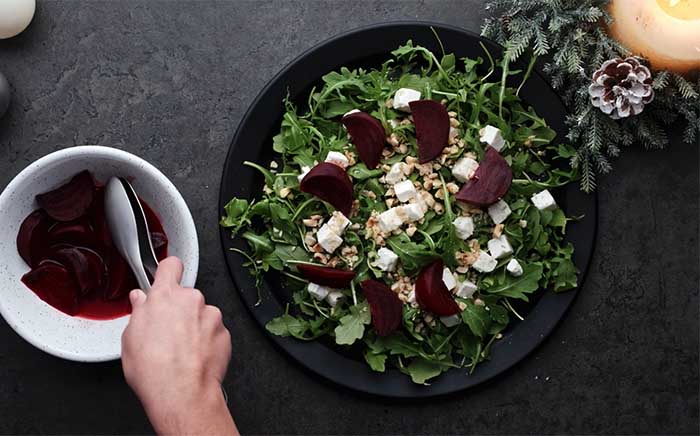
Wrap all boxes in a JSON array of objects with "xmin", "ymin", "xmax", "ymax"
[
  {"xmin": 297, "ymin": 264, "xmax": 356, "ymax": 288},
  {"xmin": 47, "ymin": 219, "xmax": 96, "ymax": 248},
  {"xmin": 17, "ymin": 209, "xmax": 53, "ymax": 267},
  {"xmin": 456, "ymin": 147, "xmax": 513, "ymax": 207},
  {"xmin": 341, "ymin": 111, "xmax": 385, "ymax": 169},
  {"xmin": 360, "ymin": 279, "xmax": 403, "ymax": 337},
  {"xmin": 299, "ymin": 162, "xmax": 354, "ymax": 216},
  {"xmin": 35, "ymin": 170, "xmax": 96, "ymax": 222},
  {"xmin": 415, "ymin": 259, "xmax": 459, "ymax": 316},
  {"xmin": 21, "ymin": 260, "xmax": 80, "ymax": 316},
  {"xmin": 52, "ymin": 247, "xmax": 105, "ymax": 296},
  {"xmin": 409, "ymin": 100, "xmax": 450, "ymax": 163}
]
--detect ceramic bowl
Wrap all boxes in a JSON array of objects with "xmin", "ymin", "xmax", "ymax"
[{"xmin": 0, "ymin": 146, "xmax": 199, "ymax": 362}]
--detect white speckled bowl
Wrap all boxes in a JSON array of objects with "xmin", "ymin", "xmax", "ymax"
[{"xmin": 0, "ymin": 146, "xmax": 199, "ymax": 362}]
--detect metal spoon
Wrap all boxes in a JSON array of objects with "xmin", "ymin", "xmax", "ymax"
[{"xmin": 104, "ymin": 177, "xmax": 159, "ymax": 292}]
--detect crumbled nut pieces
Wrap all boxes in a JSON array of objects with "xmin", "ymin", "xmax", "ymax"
[
  {"xmin": 385, "ymin": 98, "xmax": 393, "ymax": 108},
  {"xmin": 446, "ymin": 182, "xmax": 459, "ymax": 194},
  {"xmin": 386, "ymin": 134, "xmax": 400, "ymax": 147},
  {"xmin": 474, "ymin": 298, "xmax": 485, "ymax": 307},
  {"xmin": 398, "ymin": 143, "xmax": 408, "ymax": 154},
  {"xmin": 450, "ymin": 118, "xmax": 460, "ymax": 128},
  {"xmin": 406, "ymin": 224, "xmax": 417, "ymax": 237},
  {"xmin": 269, "ymin": 161, "xmax": 279, "ymax": 169},
  {"xmin": 313, "ymin": 252, "xmax": 329, "ymax": 264},
  {"xmin": 304, "ymin": 233, "xmax": 317, "ymax": 247},
  {"xmin": 350, "ymin": 199, "xmax": 360, "ymax": 217},
  {"xmin": 311, "ymin": 243, "xmax": 324, "ymax": 253},
  {"xmin": 457, "ymin": 301, "xmax": 467, "ymax": 311},
  {"xmin": 344, "ymin": 151, "xmax": 356, "ymax": 166},
  {"xmin": 492, "ymin": 223, "xmax": 505, "ymax": 238},
  {"xmin": 456, "ymin": 250, "xmax": 479, "ymax": 267},
  {"xmin": 519, "ymin": 219, "xmax": 528, "ymax": 228},
  {"xmin": 361, "ymin": 190, "xmax": 377, "ymax": 200},
  {"xmin": 433, "ymin": 203, "xmax": 444, "ymax": 215},
  {"xmin": 279, "ymin": 187, "xmax": 291, "ymax": 198},
  {"xmin": 263, "ymin": 185, "xmax": 273, "ymax": 195},
  {"xmin": 469, "ymin": 239, "xmax": 480, "ymax": 252},
  {"xmin": 386, "ymin": 198, "xmax": 395, "ymax": 208},
  {"xmin": 302, "ymin": 217, "xmax": 319, "ymax": 227}
]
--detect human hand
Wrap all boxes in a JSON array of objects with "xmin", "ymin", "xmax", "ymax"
[{"xmin": 122, "ymin": 256, "xmax": 237, "ymax": 435}]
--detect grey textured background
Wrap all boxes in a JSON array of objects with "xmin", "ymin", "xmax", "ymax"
[{"xmin": 0, "ymin": 1, "xmax": 698, "ymax": 435}]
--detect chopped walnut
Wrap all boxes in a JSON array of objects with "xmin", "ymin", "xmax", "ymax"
[
  {"xmin": 386, "ymin": 198, "xmax": 395, "ymax": 208},
  {"xmin": 344, "ymin": 151, "xmax": 356, "ymax": 166},
  {"xmin": 398, "ymin": 143, "xmax": 408, "ymax": 154},
  {"xmin": 406, "ymin": 225, "xmax": 417, "ymax": 237},
  {"xmin": 492, "ymin": 223, "xmax": 505, "ymax": 238},
  {"xmin": 446, "ymin": 182, "xmax": 459, "ymax": 194},
  {"xmin": 450, "ymin": 118, "xmax": 460, "ymax": 128},
  {"xmin": 474, "ymin": 298, "xmax": 485, "ymax": 307},
  {"xmin": 434, "ymin": 203, "xmax": 444, "ymax": 215},
  {"xmin": 469, "ymin": 239, "xmax": 480, "ymax": 252},
  {"xmin": 269, "ymin": 161, "xmax": 279, "ymax": 169},
  {"xmin": 313, "ymin": 252, "xmax": 329, "ymax": 264},
  {"xmin": 386, "ymin": 134, "xmax": 400, "ymax": 147},
  {"xmin": 304, "ymin": 233, "xmax": 317, "ymax": 247},
  {"xmin": 361, "ymin": 190, "xmax": 377, "ymax": 200},
  {"xmin": 311, "ymin": 243, "xmax": 324, "ymax": 254},
  {"xmin": 302, "ymin": 217, "xmax": 320, "ymax": 227}
]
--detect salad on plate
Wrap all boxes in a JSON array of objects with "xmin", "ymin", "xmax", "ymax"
[{"xmin": 221, "ymin": 40, "xmax": 579, "ymax": 385}]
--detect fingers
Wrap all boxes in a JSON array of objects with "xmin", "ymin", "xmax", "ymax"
[
  {"xmin": 129, "ymin": 289, "xmax": 147, "ymax": 308},
  {"xmin": 152, "ymin": 256, "xmax": 184, "ymax": 289}
]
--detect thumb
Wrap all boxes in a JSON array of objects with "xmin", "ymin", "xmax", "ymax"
[{"xmin": 129, "ymin": 289, "xmax": 147, "ymax": 308}]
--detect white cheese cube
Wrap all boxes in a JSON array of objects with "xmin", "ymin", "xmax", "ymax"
[
  {"xmin": 531, "ymin": 189, "xmax": 557, "ymax": 211},
  {"xmin": 452, "ymin": 216, "xmax": 475, "ymax": 240},
  {"xmin": 343, "ymin": 109, "xmax": 360, "ymax": 117},
  {"xmin": 385, "ymin": 162, "xmax": 405, "ymax": 185},
  {"xmin": 326, "ymin": 291, "xmax": 345, "ymax": 307},
  {"xmin": 378, "ymin": 208, "xmax": 404, "ymax": 232},
  {"xmin": 407, "ymin": 289, "xmax": 416, "ymax": 304},
  {"xmin": 308, "ymin": 282, "xmax": 330, "ymax": 301},
  {"xmin": 374, "ymin": 248, "xmax": 399, "ymax": 272},
  {"xmin": 487, "ymin": 235, "xmax": 513, "ymax": 259},
  {"xmin": 392, "ymin": 88, "xmax": 422, "ymax": 112},
  {"xmin": 440, "ymin": 314, "xmax": 461, "ymax": 328},
  {"xmin": 479, "ymin": 125, "xmax": 506, "ymax": 151},
  {"xmin": 325, "ymin": 151, "xmax": 349, "ymax": 168},
  {"xmin": 472, "ymin": 250, "xmax": 497, "ymax": 273},
  {"xmin": 442, "ymin": 268, "xmax": 457, "ymax": 290},
  {"xmin": 327, "ymin": 211, "xmax": 350, "ymax": 235},
  {"xmin": 487, "ymin": 200, "xmax": 511, "ymax": 224},
  {"xmin": 398, "ymin": 203, "xmax": 425, "ymax": 222},
  {"xmin": 297, "ymin": 165, "xmax": 311, "ymax": 183},
  {"xmin": 506, "ymin": 258, "xmax": 523, "ymax": 277},
  {"xmin": 317, "ymin": 224, "xmax": 343, "ymax": 253},
  {"xmin": 394, "ymin": 180, "xmax": 417, "ymax": 202},
  {"xmin": 455, "ymin": 280, "xmax": 478, "ymax": 299},
  {"xmin": 451, "ymin": 157, "xmax": 479, "ymax": 182}
]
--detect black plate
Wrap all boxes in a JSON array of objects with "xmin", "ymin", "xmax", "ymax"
[{"xmin": 218, "ymin": 22, "xmax": 597, "ymax": 398}]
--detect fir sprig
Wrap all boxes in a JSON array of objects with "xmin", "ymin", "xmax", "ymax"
[{"xmin": 482, "ymin": 0, "xmax": 700, "ymax": 192}]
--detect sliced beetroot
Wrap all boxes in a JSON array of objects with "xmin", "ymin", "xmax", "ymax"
[
  {"xmin": 410, "ymin": 100, "xmax": 450, "ymax": 163},
  {"xmin": 360, "ymin": 279, "xmax": 403, "ymax": 337},
  {"xmin": 342, "ymin": 111, "xmax": 385, "ymax": 169},
  {"xmin": 17, "ymin": 209, "xmax": 53, "ymax": 267},
  {"xmin": 48, "ymin": 219, "xmax": 96, "ymax": 248},
  {"xmin": 299, "ymin": 162, "xmax": 354, "ymax": 216},
  {"xmin": 456, "ymin": 147, "xmax": 513, "ymax": 207},
  {"xmin": 415, "ymin": 259, "xmax": 459, "ymax": 316},
  {"xmin": 21, "ymin": 260, "xmax": 80, "ymax": 315},
  {"xmin": 52, "ymin": 247, "xmax": 104, "ymax": 296},
  {"xmin": 150, "ymin": 231, "xmax": 168, "ymax": 260},
  {"xmin": 103, "ymin": 253, "xmax": 133, "ymax": 300},
  {"xmin": 36, "ymin": 170, "xmax": 96, "ymax": 222},
  {"xmin": 297, "ymin": 264, "xmax": 355, "ymax": 288}
]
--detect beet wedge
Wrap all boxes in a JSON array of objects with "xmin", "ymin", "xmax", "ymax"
[
  {"xmin": 17, "ymin": 209, "xmax": 52, "ymax": 267},
  {"xmin": 410, "ymin": 100, "xmax": 450, "ymax": 163},
  {"xmin": 360, "ymin": 279, "xmax": 403, "ymax": 337},
  {"xmin": 22, "ymin": 260, "xmax": 80, "ymax": 315},
  {"xmin": 299, "ymin": 162, "xmax": 354, "ymax": 216},
  {"xmin": 415, "ymin": 259, "xmax": 459, "ymax": 316},
  {"xmin": 456, "ymin": 147, "xmax": 512, "ymax": 207},
  {"xmin": 297, "ymin": 264, "xmax": 355, "ymax": 288},
  {"xmin": 48, "ymin": 219, "xmax": 96, "ymax": 248},
  {"xmin": 53, "ymin": 247, "xmax": 105, "ymax": 296},
  {"xmin": 342, "ymin": 111, "xmax": 385, "ymax": 169},
  {"xmin": 36, "ymin": 170, "xmax": 96, "ymax": 222}
]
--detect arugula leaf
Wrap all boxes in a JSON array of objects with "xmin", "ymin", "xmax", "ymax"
[
  {"xmin": 334, "ymin": 302, "xmax": 371, "ymax": 345},
  {"xmin": 220, "ymin": 198, "xmax": 249, "ymax": 229},
  {"xmin": 461, "ymin": 300, "xmax": 492, "ymax": 338},
  {"xmin": 386, "ymin": 234, "xmax": 439, "ymax": 274},
  {"xmin": 484, "ymin": 262, "xmax": 544, "ymax": 301},
  {"xmin": 364, "ymin": 351, "xmax": 387, "ymax": 372},
  {"xmin": 405, "ymin": 358, "xmax": 445, "ymax": 385}
]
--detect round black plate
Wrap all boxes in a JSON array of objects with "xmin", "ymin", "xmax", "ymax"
[{"xmin": 219, "ymin": 22, "xmax": 597, "ymax": 398}]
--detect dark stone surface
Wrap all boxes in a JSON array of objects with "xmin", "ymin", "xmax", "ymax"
[{"xmin": 0, "ymin": 1, "xmax": 697, "ymax": 434}]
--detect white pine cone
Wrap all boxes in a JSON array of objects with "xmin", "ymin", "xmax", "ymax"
[{"xmin": 589, "ymin": 57, "xmax": 654, "ymax": 119}]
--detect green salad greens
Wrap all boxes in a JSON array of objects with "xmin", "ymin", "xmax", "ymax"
[{"xmin": 221, "ymin": 40, "xmax": 579, "ymax": 385}]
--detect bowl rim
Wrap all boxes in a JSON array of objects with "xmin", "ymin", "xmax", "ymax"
[{"xmin": 0, "ymin": 145, "xmax": 199, "ymax": 362}]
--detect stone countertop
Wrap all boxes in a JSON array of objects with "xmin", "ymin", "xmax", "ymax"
[{"xmin": 0, "ymin": 1, "xmax": 697, "ymax": 434}]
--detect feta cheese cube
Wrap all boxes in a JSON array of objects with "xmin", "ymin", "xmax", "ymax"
[
  {"xmin": 531, "ymin": 189, "xmax": 557, "ymax": 211},
  {"xmin": 407, "ymin": 289, "xmax": 416, "ymax": 304},
  {"xmin": 327, "ymin": 211, "xmax": 350, "ymax": 235},
  {"xmin": 394, "ymin": 180, "xmax": 416, "ymax": 202},
  {"xmin": 452, "ymin": 157, "xmax": 479, "ymax": 182},
  {"xmin": 317, "ymin": 224, "xmax": 343, "ymax": 253},
  {"xmin": 392, "ymin": 88, "xmax": 421, "ymax": 112},
  {"xmin": 308, "ymin": 282, "xmax": 330, "ymax": 301},
  {"xmin": 378, "ymin": 208, "xmax": 404, "ymax": 232},
  {"xmin": 442, "ymin": 267, "xmax": 457, "ymax": 290},
  {"xmin": 472, "ymin": 250, "xmax": 497, "ymax": 273},
  {"xmin": 487, "ymin": 235, "xmax": 513, "ymax": 259},
  {"xmin": 487, "ymin": 200, "xmax": 511, "ymax": 224},
  {"xmin": 326, "ymin": 291, "xmax": 345, "ymax": 307},
  {"xmin": 385, "ymin": 162, "xmax": 405, "ymax": 185},
  {"xmin": 455, "ymin": 280, "xmax": 478, "ymax": 299},
  {"xmin": 325, "ymin": 151, "xmax": 349, "ymax": 168},
  {"xmin": 398, "ymin": 203, "xmax": 424, "ymax": 222},
  {"xmin": 297, "ymin": 165, "xmax": 311, "ymax": 183},
  {"xmin": 343, "ymin": 109, "xmax": 361, "ymax": 117},
  {"xmin": 479, "ymin": 125, "xmax": 506, "ymax": 151},
  {"xmin": 440, "ymin": 314, "xmax": 461, "ymax": 327},
  {"xmin": 452, "ymin": 216, "xmax": 475, "ymax": 240},
  {"xmin": 506, "ymin": 258, "xmax": 523, "ymax": 277},
  {"xmin": 374, "ymin": 248, "xmax": 399, "ymax": 272}
]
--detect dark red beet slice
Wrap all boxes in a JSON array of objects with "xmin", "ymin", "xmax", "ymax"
[
  {"xmin": 342, "ymin": 111, "xmax": 385, "ymax": 169},
  {"xmin": 150, "ymin": 231, "xmax": 168, "ymax": 260},
  {"xmin": 36, "ymin": 170, "xmax": 96, "ymax": 222},
  {"xmin": 52, "ymin": 247, "xmax": 104, "ymax": 296},
  {"xmin": 300, "ymin": 162, "xmax": 354, "ymax": 216},
  {"xmin": 456, "ymin": 147, "xmax": 513, "ymax": 207},
  {"xmin": 409, "ymin": 100, "xmax": 450, "ymax": 163},
  {"xmin": 415, "ymin": 259, "xmax": 459, "ymax": 316},
  {"xmin": 21, "ymin": 260, "xmax": 80, "ymax": 315},
  {"xmin": 47, "ymin": 219, "xmax": 96, "ymax": 248},
  {"xmin": 104, "ymin": 253, "xmax": 130, "ymax": 300},
  {"xmin": 297, "ymin": 264, "xmax": 355, "ymax": 288},
  {"xmin": 360, "ymin": 279, "xmax": 403, "ymax": 337},
  {"xmin": 17, "ymin": 209, "xmax": 52, "ymax": 267}
]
